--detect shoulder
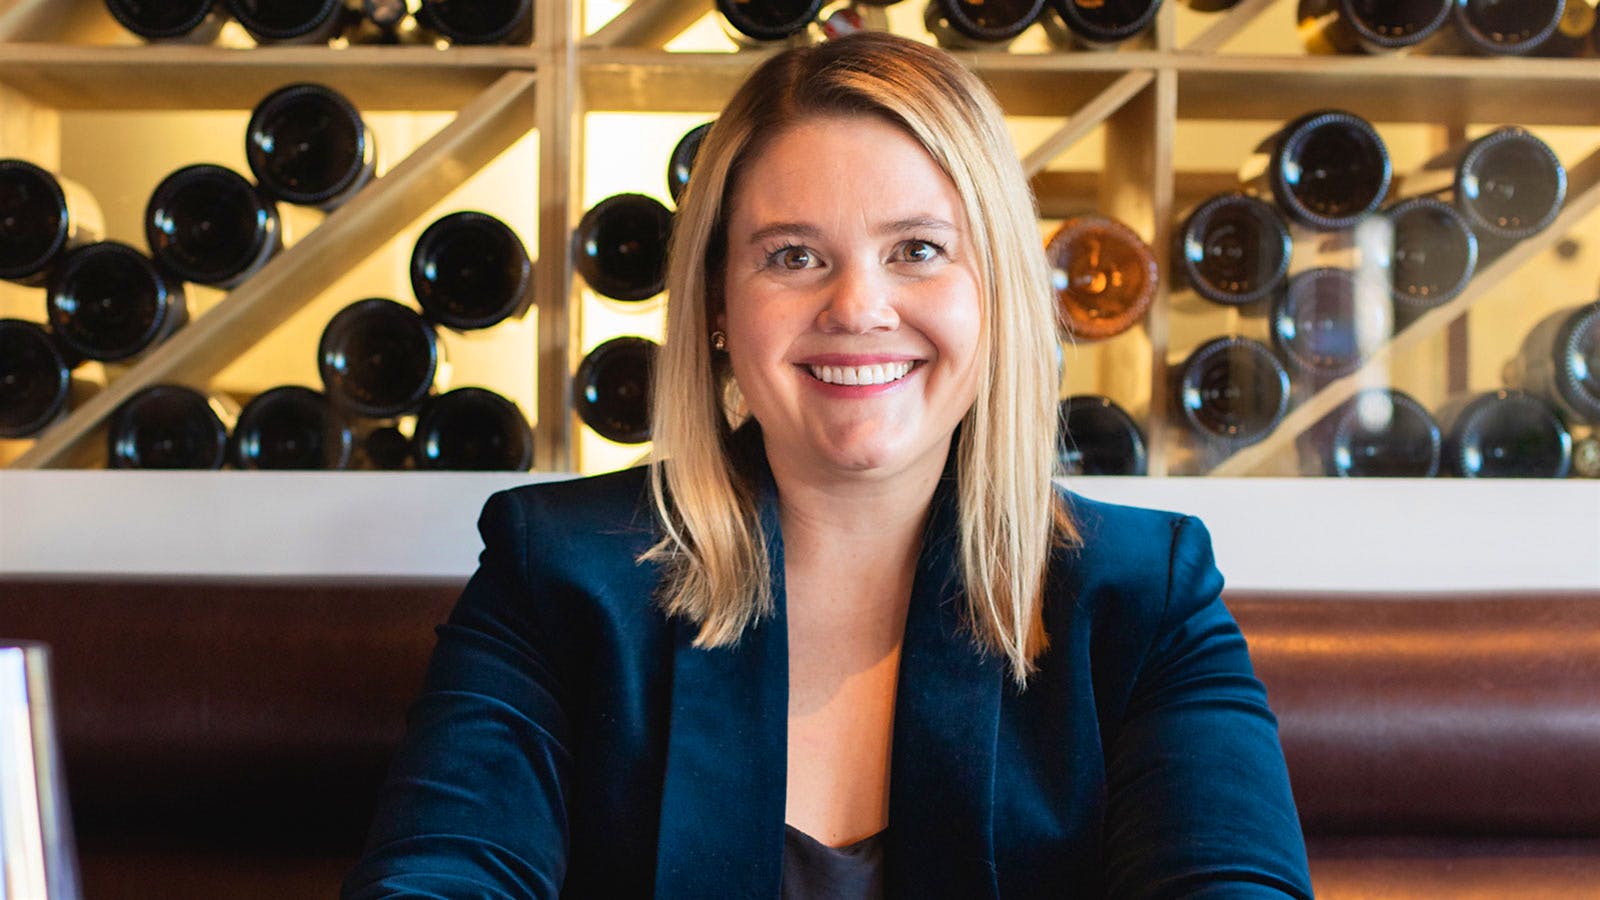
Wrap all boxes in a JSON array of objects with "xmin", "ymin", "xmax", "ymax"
[
  {"xmin": 1045, "ymin": 486, "xmax": 1226, "ymax": 656},
  {"xmin": 474, "ymin": 465, "xmax": 661, "ymax": 590}
]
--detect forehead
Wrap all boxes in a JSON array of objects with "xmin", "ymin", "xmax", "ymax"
[{"xmin": 725, "ymin": 113, "xmax": 964, "ymax": 226}]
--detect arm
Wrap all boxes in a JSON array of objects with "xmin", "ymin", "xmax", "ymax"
[
  {"xmin": 342, "ymin": 491, "xmax": 572, "ymax": 900},
  {"xmin": 1102, "ymin": 516, "xmax": 1313, "ymax": 899}
]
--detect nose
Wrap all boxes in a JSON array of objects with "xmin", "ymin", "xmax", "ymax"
[{"xmin": 816, "ymin": 261, "xmax": 898, "ymax": 334}]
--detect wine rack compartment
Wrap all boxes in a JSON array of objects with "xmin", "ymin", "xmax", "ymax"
[{"xmin": 4, "ymin": 0, "xmax": 1600, "ymax": 480}]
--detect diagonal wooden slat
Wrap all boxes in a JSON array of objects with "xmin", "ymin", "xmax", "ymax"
[
  {"xmin": 1182, "ymin": 0, "xmax": 1280, "ymax": 55},
  {"xmin": 1020, "ymin": 70, "xmax": 1153, "ymax": 178},
  {"xmin": 1208, "ymin": 141, "xmax": 1600, "ymax": 477},
  {"xmin": 13, "ymin": 70, "xmax": 538, "ymax": 469},
  {"xmin": 583, "ymin": 0, "xmax": 712, "ymax": 49}
]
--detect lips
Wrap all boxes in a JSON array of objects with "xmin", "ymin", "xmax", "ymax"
[{"xmin": 805, "ymin": 361, "xmax": 914, "ymax": 386}]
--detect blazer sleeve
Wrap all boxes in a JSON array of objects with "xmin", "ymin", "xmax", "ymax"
[
  {"xmin": 342, "ymin": 490, "xmax": 572, "ymax": 900},
  {"xmin": 1100, "ymin": 516, "xmax": 1313, "ymax": 899}
]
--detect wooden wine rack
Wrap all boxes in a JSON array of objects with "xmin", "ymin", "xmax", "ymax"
[{"xmin": 3, "ymin": 0, "xmax": 1600, "ymax": 478}]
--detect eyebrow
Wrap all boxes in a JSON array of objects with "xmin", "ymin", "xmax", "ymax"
[{"xmin": 743, "ymin": 216, "xmax": 958, "ymax": 246}]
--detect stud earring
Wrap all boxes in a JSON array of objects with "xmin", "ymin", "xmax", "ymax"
[{"xmin": 711, "ymin": 330, "xmax": 727, "ymax": 351}]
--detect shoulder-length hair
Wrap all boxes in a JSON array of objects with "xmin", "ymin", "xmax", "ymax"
[{"xmin": 645, "ymin": 31, "xmax": 1076, "ymax": 685}]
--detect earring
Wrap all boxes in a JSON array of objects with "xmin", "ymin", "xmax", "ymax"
[{"xmin": 711, "ymin": 330, "xmax": 727, "ymax": 351}]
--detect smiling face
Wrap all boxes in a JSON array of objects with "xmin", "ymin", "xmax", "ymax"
[{"xmin": 719, "ymin": 113, "xmax": 984, "ymax": 487}]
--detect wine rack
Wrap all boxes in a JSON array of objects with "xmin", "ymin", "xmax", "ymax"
[{"xmin": 3, "ymin": 0, "xmax": 1600, "ymax": 481}]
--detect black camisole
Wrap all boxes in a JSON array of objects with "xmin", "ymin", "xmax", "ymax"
[{"xmin": 780, "ymin": 825, "xmax": 886, "ymax": 899}]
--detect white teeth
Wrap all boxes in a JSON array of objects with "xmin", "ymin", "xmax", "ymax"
[{"xmin": 806, "ymin": 361, "xmax": 914, "ymax": 386}]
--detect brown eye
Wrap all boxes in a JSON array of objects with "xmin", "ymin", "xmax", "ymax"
[
  {"xmin": 895, "ymin": 240, "xmax": 940, "ymax": 263},
  {"xmin": 776, "ymin": 246, "xmax": 813, "ymax": 269}
]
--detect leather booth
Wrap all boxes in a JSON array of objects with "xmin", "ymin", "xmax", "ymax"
[{"xmin": 2, "ymin": 578, "xmax": 1596, "ymax": 898}]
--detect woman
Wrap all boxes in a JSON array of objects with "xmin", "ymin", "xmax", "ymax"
[{"xmin": 345, "ymin": 32, "xmax": 1312, "ymax": 899}]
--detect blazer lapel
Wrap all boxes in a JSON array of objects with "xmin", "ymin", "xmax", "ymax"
[
  {"xmin": 653, "ymin": 453, "xmax": 789, "ymax": 898},
  {"xmin": 886, "ymin": 477, "xmax": 1004, "ymax": 898}
]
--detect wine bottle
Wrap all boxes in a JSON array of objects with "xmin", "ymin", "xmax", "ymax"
[
  {"xmin": 410, "ymin": 211, "xmax": 533, "ymax": 331},
  {"xmin": 1448, "ymin": 0, "xmax": 1566, "ymax": 55},
  {"xmin": 1270, "ymin": 267, "xmax": 1391, "ymax": 380},
  {"xmin": 1296, "ymin": 0, "xmax": 1452, "ymax": 54},
  {"xmin": 1241, "ymin": 109, "xmax": 1391, "ymax": 232},
  {"xmin": 1504, "ymin": 301, "xmax": 1600, "ymax": 425},
  {"xmin": 417, "ymin": 0, "xmax": 533, "ymax": 44},
  {"xmin": 1041, "ymin": 0, "xmax": 1163, "ymax": 49},
  {"xmin": 667, "ymin": 121, "xmax": 714, "ymax": 207},
  {"xmin": 107, "ymin": 384, "xmax": 231, "ymax": 470},
  {"xmin": 104, "ymin": 0, "xmax": 229, "ymax": 42},
  {"xmin": 922, "ymin": 0, "xmax": 1043, "ymax": 47},
  {"xmin": 1531, "ymin": 0, "xmax": 1596, "ymax": 56},
  {"xmin": 1314, "ymin": 387, "xmax": 1441, "ymax": 477},
  {"xmin": 575, "ymin": 336, "xmax": 658, "ymax": 444},
  {"xmin": 718, "ymin": 0, "xmax": 822, "ymax": 43},
  {"xmin": 1044, "ymin": 214, "xmax": 1157, "ymax": 341},
  {"xmin": 573, "ymin": 194, "xmax": 673, "ymax": 303},
  {"xmin": 1443, "ymin": 390, "xmax": 1571, "ymax": 478},
  {"xmin": 1056, "ymin": 394, "xmax": 1148, "ymax": 476},
  {"xmin": 1381, "ymin": 195, "xmax": 1478, "ymax": 313},
  {"xmin": 0, "ymin": 320, "xmax": 73, "ymax": 439},
  {"xmin": 1179, "ymin": 0, "xmax": 1241, "ymax": 10},
  {"xmin": 145, "ymin": 164, "xmax": 282, "ymax": 289},
  {"xmin": 227, "ymin": 0, "xmax": 353, "ymax": 44},
  {"xmin": 1401, "ymin": 127, "xmax": 1566, "ymax": 244},
  {"xmin": 1174, "ymin": 336, "xmax": 1291, "ymax": 446},
  {"xmin": 318, "ymin": 298, "xmax": 445, "ymax": 418},
  {"xmin": 230, "ymin": 385, "xmax": 354, "ymax": 470},
  {"xmin": 246, "ymin": 82, "xmax": 377, "ymax": 211},
  {"xmin": 412, "ymin": 387, "xmax": 533, "ymax": 471},
  {"xmin": 0, "ymin": 160, "xmax": 104, "ymax": 287},
  {"xmin": 1573, "ymin": 434, "xmax": 1600, "ymax": 478},
  {"xmin": 46, "ymin": 242, "xmax": 188, "ymax": 363},
  {"xmin": 1175, "ymin": 192, "xmax": 1292, "ymax": 307},
  {"xmin": 357, "ymin": 422, "xmax": 412, "ymax": 469}
]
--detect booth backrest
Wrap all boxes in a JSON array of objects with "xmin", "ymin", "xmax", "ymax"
[{"xmin": 2, "ymin": 578, "xmax": 1598, "ymax": 897}]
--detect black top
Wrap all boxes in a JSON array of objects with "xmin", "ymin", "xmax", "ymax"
[{"xmin": 782, "ymin": 825, "xmax": 885, "ymax": 899}]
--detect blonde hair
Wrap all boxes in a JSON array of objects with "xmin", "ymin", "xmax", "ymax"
[{"xmin": 645, "ymin": 32, "xmax": 1076, "ymax": 685}]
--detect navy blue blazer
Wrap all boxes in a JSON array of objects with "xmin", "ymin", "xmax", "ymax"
[{"xmin": 344, "ymin": 447, "xmax": 1312, "ymax": 899}]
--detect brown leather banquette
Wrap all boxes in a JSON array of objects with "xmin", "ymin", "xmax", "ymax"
[{"xmin": 1, "ymin": 578, "xmax": 1596, "ymax": 898}]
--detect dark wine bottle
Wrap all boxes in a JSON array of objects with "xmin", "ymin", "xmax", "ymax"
[
  {"xmin": 107, "ymin": 384, "xmax": 230, "ymax": 470},
  {"xmin": 1241, "ymin": 109, "xmax": 1391, "ymax": 231},
  {"xmin": 0, "ymin": 320, "xmax": 73, "ymax": 439},
  {"xmin": 318, "ymin": 298, "xmax": 444, "ymax": 418},
  {"xmin": 1174, "ymin": 336, "xmax": 1291, "ymax": 446},
  {"xmin": 227, "ymin": 0, "xmax": 353, "ymax": 43},
  {"xmin": 1042, "ymin": 0, "xmax": 1163, "ymax": 49},
  {"xmin": 718, "ymin": 0, "xmax": 823, "ymax": 43},
  {"xmin": 1296, "ymin": 0, "xmax": 1452, "ymax": 54},
  {"xmin": 575, "ymin": 336, "xmax": 658, "ymax": 444},
  {"xmin": 1504, "ymin": 301, "xmax": 1600, "ymax": 425},
  {"xmin": 412, "ymin": 387, "xmax": 533, "ymax": 470},
  {"xmin": 357, "ymin": 423, "xmax": 412, "ymax": 469},
  {"xmin": 145, "ymin": 164, "xmax": 282, "ymax": 289},
  {"xmin": 1270, "ymin": 267, "xmax": 1391, "ymax": 380},
  {"xmin": 1531, "ymin": 0, "xmax": 1596, "ymax": 56},
  {"xmin": 1044, "ymin": 214, "xmax": 1157, "ymax": 341},
  {"xmin": 230, "ymin": 385, "xmax": 353, "ymax": 470},
  {"xmin": 1444, "ymin": 390, "xmax": 1571, "ymax": 478},
  {"xmin": 1461, "ymin": 127, "xmax": 1563, "ymax": 242},
  {"xmin": 923, "ymin": 0, "xmax": 1043, "ymax": 46},
  {"xmin": 667, "ymin": 121, "xmax": 714, "ymax": 207},
  {"xmin": 1449, "ymin": 0, "xmax": 1565, "ymax": 55},
  {"xmin": 0, "ymin": 160, "xmax": 104, "ymax": 287},
  {"xmin": 46, "ymin": 242, "xmax": 188, "ymax": 363},
  {"xmin": 573, "ymin": 194, "xmax": 673, "ymax": 303},
  {"xmin": 1175, "ymin": 192, "xmax": 1292, "ymax": 306},
  {"xmin": 1381, "ymin": 195, "xmax": 1478, "ymax": 313},
  {"xmin": 246, "ymin": 82, "xmax": 377, "ymax": 211},
  {"xmin": 104, "ymin": 0, "xmax": 228, "ymax": 42},
  {"xmin": 417, "ymin": 0, "xmax": 533, "ymax": 44},
  {"xmin": 1315, "ymin": 387, "xmax": 1441, "ymax": 477},
  {"xmin": 1179, "ymin": 0, "xmax": 1241, "ymax": 10},
  {"xmin": 410, "ymin": 211, "xmax": 533, "ymax": 331},
  {"xmin": 1057, "ymin": 394, "xmax": 1148, "ymax": 476}
]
